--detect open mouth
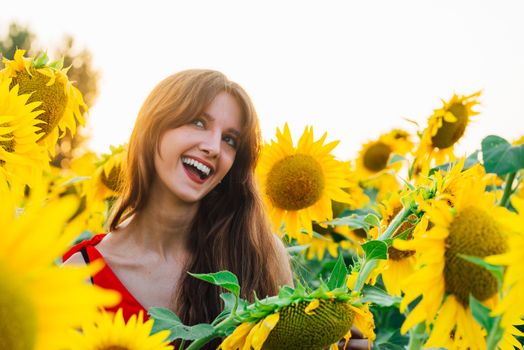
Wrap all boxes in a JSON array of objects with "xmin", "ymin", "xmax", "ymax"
[{"xmin": 181, "ymin": 157, "xmax": 213, "ymax": 180}]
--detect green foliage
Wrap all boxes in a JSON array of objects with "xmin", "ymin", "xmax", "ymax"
[
  {"xmin": 322, "ymin": 213, "xmax": 373, "ymax": 232},
  {"xmin": 469, "ymin": 295, "xmax": 497, "ymax": 332},
  {"xmin": 429, "ymin": 150, "xmax": 480, "ymax": 175},
  {"xmin": 482, "ymin": 135, "xmax": 524, "ymax": 176},
  {"xmin": 188, "ymin": 271, "xmax": 240, "ymax": 297},
  {"xmin": 469, "ymin": 295, "xmax": 504, "ymax": 350},
  {"xmin": 361, "ymin": 285, "xmax": 401, "ymax": 307},
  {"xmin": 149, "ymin": 305, "xmax": 214, "ymax": 342},
  {"xmin": 364, "ymin": 213, "xmax": 381, "ymax": 229},
  {"xmin": 326, "ymin": 254, "xmax": 349, "ymax": 290},
  {"xmin": 458, "ymin": 254, "xmax": 504, "ymax": 287},
  {"xmin": 388, "ymin": 153, "xmax": 407, "ymax": 166},
  {"xmin": 361, "ymin": 240, "xmax": 389, "ymax": 260}
]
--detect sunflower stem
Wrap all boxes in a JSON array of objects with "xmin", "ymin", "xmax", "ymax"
[
  {"xmin": 407, "ymin": 322, "xmax": 426, "ymax": 350},
  {"xmin": 185, "ymin": 334, "xmax": 218, "ymax": 350},
  {"xmin": 179, "ymin": 339, "xmax": 186, "ymax": 350},
  {"xmin": 354, "ymin": 207, "xmax": 412, "ymax": 293},
  {"xmin": 378, "ymin": 207, "xmax": 412, "ymax": 241},
  {"xmin": 499, "ymin": 172, "xmax": 516, "ymax": 208}
]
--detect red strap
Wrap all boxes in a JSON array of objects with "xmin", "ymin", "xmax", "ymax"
[
  {"xmin": 63, "ymin": 234, "xmax": 107, "ymax": 262},
  {"xmin": 62, "ymin": 233, "xmax": 148, "ymax": 322}
]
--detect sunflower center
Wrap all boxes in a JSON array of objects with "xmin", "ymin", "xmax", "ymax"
[
  {"xmin": 444, "ymin": 206, "xmax": 507, "ymax": 306},
  {"xmin": 0, "ymin": 263, "xmax": 38, "ymax": 350},
  {"xmin": 431, "ymin": 103, "xmax": 468, "ymax": 149},
  {"xmin": 0, "ymin": 124, "xmax": 15, "ymax": 154},
  {"xmin": 388, "ymin": 213, "xmax": 417, "ymax": 261},
  {"xmin": 363, "ymin": 141, "xmax": 391, "ymax": 172},
  {"xmin": 101, "ymin": 165, "xmax": 123, "ymax": 193},
  {"xmin": 262, "ymin": 300, "xmax": 354, "ymax": 350},
  {"xmin": 392, "ymin": 129, "xmax": 409, "ymax": 140},
  {"xmin": 10, "ymin": 68, "xmax": 67, "ymax": 138},
  {"xmin": 266, "ymin": 154, "xmax": 325, "ymax": 210}
]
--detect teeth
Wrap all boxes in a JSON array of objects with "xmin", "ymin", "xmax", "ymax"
[{"xmin": 182, "ymin": 157, "xmax": 211, "ymax": 176}]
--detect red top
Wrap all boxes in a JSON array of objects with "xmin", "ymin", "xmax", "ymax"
[{"xmin": 63, "ymin": 233, "xmax": 148, "ymax": 322}]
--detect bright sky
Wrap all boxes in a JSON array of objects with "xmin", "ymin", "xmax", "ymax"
[{"xmin": 2, "ymin": 0, "xmax": 524, "ymax": 159}]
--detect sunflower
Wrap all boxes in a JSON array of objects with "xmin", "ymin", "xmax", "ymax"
[
  {"xmin": 257, "ymin": 124, "xmax": 353, "ymax": 239},
  {"xmin": 356, "ymin": 128, "xmax": 413, "ymax": 179},
  {"xmin": 67, "ymin": 151, "xmax": 107, "ymax": 235},
  {"xmin": 0, "ymin": 78, "xmax": 49, "ymax": 192},
  {"xmin": 92, "ymin": 143, "xmax": 127, "ymax": 198},
  {"xmin": 0, "ymin": 49, "xmax": 88, "ymax": 155},
  {"xmin": 67, "ymin": 308, "xmax": 173, "ymax": 350},
  {"xmin": 219, "ymin": 298, "xmax": 375, "ymax": 350},
  {"xmin": 302, "ymin": 223, "xmax": 359, "ymax": 260},
  {"xmin": 414, "ymin": 91, "xmax": 481, "ymax": 173},
  {"xmin": 486, "ymin": 196, "xmax": 524, "ymax": 329},
  {"xmin": 42, "ymin": 153, "xmax": 106, "ymax": 239},
  {"xmin": 370, "ymin": 190, "xmax": 421, "ymax": 296},
  {"xmin": 0, "ymin": 191, "xmax": 120, "ymax": 350},
  {"xmin": 393, "ymin": 176, "xmax": 517, "ymax": 349},
  {"xmin": 304, "ymin": 175, "xmax": 370, "ymax": 260}
]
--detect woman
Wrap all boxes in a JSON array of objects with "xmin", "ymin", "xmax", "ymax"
[
  {"xmin": 63, "ymin": 70, "xmax": 367, "ymax": 349},
  {"xmin": 64, "ymin": 69, "xmax": 292, "ymax": 324}
]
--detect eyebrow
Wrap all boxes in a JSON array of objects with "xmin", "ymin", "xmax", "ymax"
[{"xmin": 201, "ymin": 112, "xmax": 241, "ymax": 137}]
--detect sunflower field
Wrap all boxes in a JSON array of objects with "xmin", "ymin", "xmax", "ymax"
[{"xmin": 1, "ymin": 49, "xmax": 524, "ymax": 350}]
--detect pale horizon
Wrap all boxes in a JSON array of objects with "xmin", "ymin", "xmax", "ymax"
[{"xmin": 2, "ymin": 0, "xmax": 523, "ymax": 160}]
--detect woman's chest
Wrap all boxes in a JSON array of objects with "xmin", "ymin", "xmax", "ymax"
[{"xmin": 108, "ymin": 257, "xmax": 185, "ymax": 311}]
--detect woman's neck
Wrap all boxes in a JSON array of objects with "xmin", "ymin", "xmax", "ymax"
[{"xmin": 116, "ymin": 181, "xmax": 199, "ymax": 260}]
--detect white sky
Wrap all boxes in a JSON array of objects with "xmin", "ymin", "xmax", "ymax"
[{"xmin": 2, "ymin": 0, "xmax": 524, "ymax": 159}]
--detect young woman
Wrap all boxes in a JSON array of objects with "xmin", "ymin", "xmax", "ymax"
[
  {"xmin": 63, "ymin": 69, "xmax": 292, "ymax": 324},
  {"xmin": 63, "ymin": 70, "xmax": 367, "ymax": 349}
]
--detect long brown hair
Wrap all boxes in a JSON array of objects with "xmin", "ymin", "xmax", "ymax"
[{"xmin": 109, "ymin": 70, "xmax": 281, "ymax": 335}]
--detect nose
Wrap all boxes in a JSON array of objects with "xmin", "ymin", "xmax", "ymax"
[{"xmin": 198, "ymin": 131, "xmax": 221, "ymax": 157}]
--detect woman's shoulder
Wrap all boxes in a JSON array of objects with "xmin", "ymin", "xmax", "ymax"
[
  {"xmin": 62, "ymin": 233, "xmax": 108, "ymax": 264},
  {"xmin": 272, "ymin": 234, "xmax": 294, "ymax": 287},
  {"xmin": 61, "ymin": 251, "xmax": 87, "ymax": 267}
]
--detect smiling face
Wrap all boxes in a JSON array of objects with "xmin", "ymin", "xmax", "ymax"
[{"xmin": 153, "ymin": 91, "xmax": 242, "ymax": 205}]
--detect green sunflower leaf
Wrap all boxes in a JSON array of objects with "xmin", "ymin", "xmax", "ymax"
[
  {"xmin": 149, "ymin": 307, "xmax": 182, "ymax": 335},
  {"xmin": 364, "ymin": 213, "xmax": 381, "ymax": 228},
  {"xmin": 165, "ymin": 323, "xmax": 215, "ymax": 342},
  {"xmin": 388, "ymin": 153, "xmax": 407, "ymax": 166},
  {"xmin": 469, "ymin": 295, "xmax": 495, "ymax": 331},
  {"xmin": 360, "ymin": 285, "xmax": 401, "ymax": 307},
  {"xmin": 188, "ymin": 271, "xmax": 240, "ymax": 297},
  {"xmin": 220, "ymin": 293, "xmax": 247, "ymax": 313},
  {"xmin": 482, "ymin": 135, "xmax": 524, "ymax": 175},
  {"xmin": 327, "ymin": 254, "xmax": 348, "ymax": 290},
  {"xmin": 458, "ymin": 254, "xmax": 504, "ymax": 286},
  {"xmin": 374, "ymin": 343, "xmax": 407, "ymax": 350},
  {"xmin": 429, "ymin": 151, "xmax": 481, "ymax": 176},
  {"xmin": 321, "ymin": 214, "xmax": 371, "ymax": 231},
  {"xmin": 286, "ymin": 244, "xmax": 310, "ymax": 254},
  {"xmin": 361, "ymin": 240, "xmax": 388, "ymax": 260}
]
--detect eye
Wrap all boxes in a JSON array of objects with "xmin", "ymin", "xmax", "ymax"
[
  {"xmin": 192, "ymin": 118, "xmax": 205, "ymax": 128},
  {"xmin": 223, "ymin": 135, "xmax": 237, "ymax": 148}
]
